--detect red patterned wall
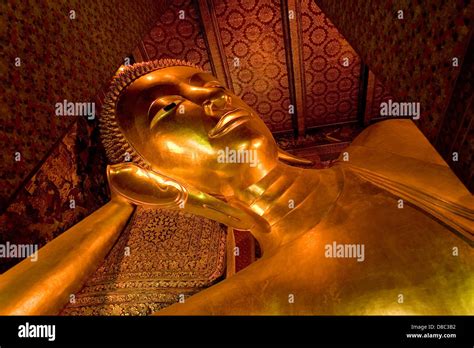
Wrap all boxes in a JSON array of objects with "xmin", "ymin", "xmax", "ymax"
[
  {"xmin": 134, "ymin": 0, "xmax": 382, "ymax": 137},
  {"xmin": 301, "ymin": 0, "xmax": 361, "ymax": 128},
  {"xmin": 233, "ymin": 230, "xmax": 256, "ymax": 272},
  {"xmin": 212, "ymin": 0, "xmax": 293, "ymax": 133},
  {"xmin": 370, "ymin": 77, "xmax": 396, "ymax": 120},
  {"xmin": 140, "ymin": 0, "xmax": 211, "ymax": 71}
]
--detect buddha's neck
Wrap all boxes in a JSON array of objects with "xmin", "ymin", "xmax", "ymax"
[{"xmin": 234, "ymin": 162, "xmax": 344, "ymax": 254}]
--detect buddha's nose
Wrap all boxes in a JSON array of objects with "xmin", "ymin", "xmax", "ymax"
[{"xmin": 203, "ymin": 90, "xmax": 232, "ymax": 118}]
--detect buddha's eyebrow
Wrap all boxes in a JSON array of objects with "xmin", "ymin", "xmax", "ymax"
[
  {"xmin": 189, "ymin": 72, "xmax": 214, "ymax": 86},
  {"xmin": 149, "ymin": 83, "xmax": 181, "ymax": 98}
]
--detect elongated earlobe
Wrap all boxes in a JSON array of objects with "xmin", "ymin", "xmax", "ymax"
[
  {"xmin": 107, "ymin": 163, "xmax": 271, "ymax": 241},
  {"xmin": 277, "ymin": 148, "xmax": 313, "ymax": 166}
]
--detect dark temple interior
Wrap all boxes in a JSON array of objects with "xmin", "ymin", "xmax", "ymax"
[{"xmin": 0, "ymin": 0, "xmax": 472, "ymax": 315}]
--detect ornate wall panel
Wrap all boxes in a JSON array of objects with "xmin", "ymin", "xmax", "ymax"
[
  {"xmin": 211, "ymin": 0, "xmax": 293, "ymax": 133},
  {"xmin": 140, "ymin": 0, "xmax": 211, "ymax": 71},
  {"xmin": 0, "ymin": 118, "xmax": 109, "ymax": 273},
  {"xmin": 300, "ymin": 0, "xmax": 361, "ymax": 128},
  {"xmin": 0, "ymin": 0, "xmax": 164, "ymax": 210},
  {"xmin": 233, "ymin": 230, "xmax": 256, "ymax": 272}
]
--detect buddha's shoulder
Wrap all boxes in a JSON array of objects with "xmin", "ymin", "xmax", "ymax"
[
  {"xmin": 349, "ymin": 119, "xmax": 446, "ymax": 165},
  {"xmin": 340, "ymin": 120, "xmax": 470, "ymax": 204},
  {"xmin": 329, "ymin": 161, "xmax": 473, "ymax": 245},
  {"xmin": 330, "ymin": 119, "xmax": 473, "ymax": 233}
]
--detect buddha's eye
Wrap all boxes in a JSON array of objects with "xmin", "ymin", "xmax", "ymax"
[
  {"xmin": 163, "ymin": 102, "xmax": 177, "ymax": 112},
  {"xmin": 149, "ymin": 96, "xmax": 184, "ymax": 129}
]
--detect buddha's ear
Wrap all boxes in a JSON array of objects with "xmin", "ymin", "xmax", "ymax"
[
  {"xmin": 107, "ymin": 163, "xmax": 188, "ymax": 208},
  {"xmin": 107, "ymin": 163, "xmax": 271, "ymax": 238},
  {"xmin": 277, "ymin": 148, "xmax": 313, "ymax": 166}
]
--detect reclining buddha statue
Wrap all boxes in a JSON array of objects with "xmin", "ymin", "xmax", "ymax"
[{"xmin": 0, "ymin": 59, "xmax": 472, "ymax": 315}]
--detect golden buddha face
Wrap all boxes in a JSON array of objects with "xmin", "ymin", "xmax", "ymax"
[{"xmin": 115, "ymin": 66, "xmax": 279, "ymax": 196}]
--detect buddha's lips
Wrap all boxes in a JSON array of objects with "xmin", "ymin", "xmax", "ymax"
[{"xmin": 208, "ymin": 109, "xmax": 250, "ymax": 138}]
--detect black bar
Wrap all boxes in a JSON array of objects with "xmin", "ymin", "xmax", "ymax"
[{"xmin": 0, "ymin": 316, "xmax": 472, "ymax": 346}]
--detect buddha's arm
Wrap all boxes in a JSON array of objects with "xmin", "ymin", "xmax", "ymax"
[
  {"xmin": 0, "ymin": 162, "xmax": 270, "ymax": 315},
  {"xmin": 0, "ymin": 199, "xmax": 134, "ymax": 315}
]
